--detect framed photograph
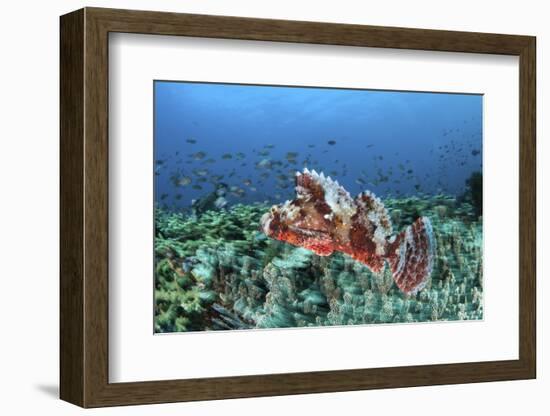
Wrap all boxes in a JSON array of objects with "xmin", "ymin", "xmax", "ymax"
[{"xmin": 60, "ymin": 7, "xmax": 536, "ymax": 408}]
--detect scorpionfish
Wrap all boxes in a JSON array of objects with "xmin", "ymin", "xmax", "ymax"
[{"xmin": 260, "ymin": 168, "xmax": 436, "ymax": 295}]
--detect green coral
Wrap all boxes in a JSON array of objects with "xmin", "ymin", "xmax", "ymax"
[{"xmin": 154, "ymin": 196, "xmax": 483, "ymax": 333}]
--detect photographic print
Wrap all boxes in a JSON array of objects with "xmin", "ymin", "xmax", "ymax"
[{"xmin": 154, "ymin": 81, "xmax": 483, "ymax": 333}]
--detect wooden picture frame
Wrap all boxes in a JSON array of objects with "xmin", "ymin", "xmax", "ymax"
[{"xmin": 60, "ymin": 7, "xmax": 536, "ymax": 408}]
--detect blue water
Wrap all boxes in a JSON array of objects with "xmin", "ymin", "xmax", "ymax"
[{"xmin": 154, "ymin": 81, "xmax": 482, "ymax": 210}]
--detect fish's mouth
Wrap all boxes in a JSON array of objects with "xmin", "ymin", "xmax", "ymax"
[{"xmin": 260, "ymin": 207, "xmax": 331, "ymax": 242}]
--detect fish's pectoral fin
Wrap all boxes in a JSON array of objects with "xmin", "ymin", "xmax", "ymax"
[{"xmin": 385, "ymin": 216, "xmax": 436, "ymax": 295}]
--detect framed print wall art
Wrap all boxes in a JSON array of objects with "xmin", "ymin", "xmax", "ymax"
[{"xmin": 60, "ymin": 7, "xmax": 536, "ymax": 408}]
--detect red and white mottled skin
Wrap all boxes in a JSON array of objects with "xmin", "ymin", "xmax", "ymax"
[{"xmin": 260, "ymin": 168, "xmax": 436, "ymax": 295}]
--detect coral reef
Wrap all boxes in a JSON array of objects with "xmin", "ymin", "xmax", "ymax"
[
  {"xmin": 155, "ymin": 192, "xmax": 483, "ymax": 333},
  {"xmin": 260, "ymin": 169, "xmax": 435, "ymax": 295}
]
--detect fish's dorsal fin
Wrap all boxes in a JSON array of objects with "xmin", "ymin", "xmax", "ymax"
[
  {"xmin": 296, "ymin": 169, "xmax": 355, "ymax": 216},
  {"xmin": 355, "ymin": 191, "xmax": 393, "ymax": 255},
  {"xmin": 295, "ymin": 168, "xmax": 325, "ymax": 201}
]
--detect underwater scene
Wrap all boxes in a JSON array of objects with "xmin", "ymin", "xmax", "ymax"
[{"xmin": 154, "ymin": 81, "xmax": 483, "ymax": 333}]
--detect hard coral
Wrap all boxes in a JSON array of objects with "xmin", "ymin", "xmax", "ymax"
[{"xmin": 154, "ymin": 192, "xmax": 483, "ymax": 332}]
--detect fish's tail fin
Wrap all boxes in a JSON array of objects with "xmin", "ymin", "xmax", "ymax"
[{"xmin": 385, "ymin": 216, "xmax": 436, "ymax": 295}]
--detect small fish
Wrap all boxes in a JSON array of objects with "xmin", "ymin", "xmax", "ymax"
[
  {"xmin": 192, "ymin": 185, "xmax": 203, "ymax": 190},
  {"xmin": 471, "ymin": 149, "xmax": 481, "ymax": 156},
  {"xmin": 193, "ymin": 168, "xmax": 209, "ymax": 176},
  {"xmin": 256, "ymin": 159, "xmax": 272, "ymax": 169},
  {"xmin": 327, "ymin": 140, "xmax": 336, "ymax": 145},
  {"xmin": 186, "ymin": 138, "xmax": 197, "ymax": 144},
  {"xmin": 177, "ymin": 176, "xmax": 192, "ymax": 186},
  {"xmin": 229, "ymin": 186, "xmax": 245, "ymax": 197},
  {"xmin": 221, "ymin": 153, "xmax": 233, "ymax": 160},
  {"xmin": 192, "ymin": 151, "xmax": 206, "ymax": 160}
]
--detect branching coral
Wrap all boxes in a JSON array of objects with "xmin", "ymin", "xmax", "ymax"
[{"xmin": 154, "ymin": 194, "xmax": 483, "ymax": 333}]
